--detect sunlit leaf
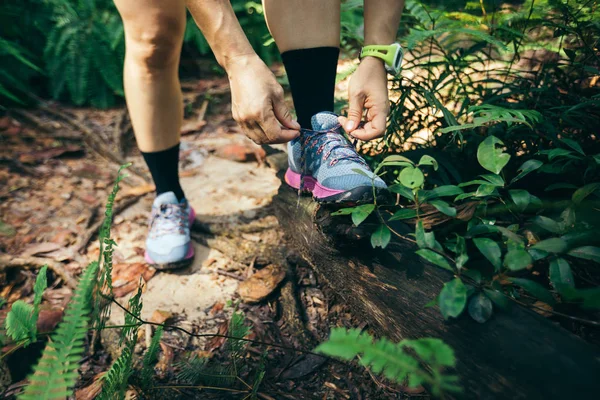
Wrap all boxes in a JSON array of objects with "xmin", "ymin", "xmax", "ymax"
[
  {"xmin": 399, "ymin": 167, "xmax": 425, "ymax": 189},
  {"xmin": 371, "ymin": 224, "xmax": 391, "ymax": 249},
  {"xmin": 477, "ymin": 136, "xmax": 511, "ymax": 174},
  {"xmin": 352, "ymin": 204, "xmax": 375, "ymax": 226}
]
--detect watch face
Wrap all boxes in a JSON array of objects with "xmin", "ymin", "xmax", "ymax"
[{"xmin": 393, "ymin": 45, "xmax": 403, "ymax": 69}]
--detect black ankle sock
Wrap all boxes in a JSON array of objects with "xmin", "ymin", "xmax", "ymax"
[
  {"xmin": 141, "ymin": 143, "xmax": 185, "ymax": 201},
  {"xmin": 281, "ymin": 47, "xmax": 340, "ymax": 129}
]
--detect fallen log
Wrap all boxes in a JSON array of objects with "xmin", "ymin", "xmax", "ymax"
[{"xmin": 270, "ymin": 164, "xmax": 600, "ymax": 399}]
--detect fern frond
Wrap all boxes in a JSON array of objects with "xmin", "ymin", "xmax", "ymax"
[
  {"xmin": 316, "ymin": 328, "xmax": 461, "ymax": 397},
  {"xmin": 139, "ymin": 326, "xmax": 164, "ymax": 391},
  {"xmin": 93, "ymin": 163, "xmax": 130, "ymax": 331},
  {"xmin": 98, "ymin": 285, "xmax": 143, "ymax": 400},
  {"xmin": 5, "ymin": 266, "xmax": 48, "ymax": 346},
  {"xmin": 5, "ymin": 301, "xmax": 36, "ymax": 345},
  {"xmin": 97, "ymin": 346, "xmax": 134, "ymax": 400},
  {"xmin": 18, "ymin": 261, "xmax": 99, "ymax": 400}
]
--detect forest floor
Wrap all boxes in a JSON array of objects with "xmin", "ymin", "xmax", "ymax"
[{"xmin": 0, "ymin": 68, "xmax": 421, "ymax": 399}]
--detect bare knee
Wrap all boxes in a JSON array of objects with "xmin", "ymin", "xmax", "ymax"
[{"xmin": 124, "ymin": 15, "xmax": 184, "ymax": 71}]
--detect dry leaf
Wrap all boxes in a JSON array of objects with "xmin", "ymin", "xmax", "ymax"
[
  {"xmin": 121, "ymin": 184, "xmax": 155, "ymax": 198},
  {"xmin": 112, "ymin": 263, "xmax": 156, "ymax": 298},
  {"xmin": 75, "ymin": 373, "xmax": 105, "ymax": 400},
  {"xmin": 238, "ymin": 264, "xmax": 286, "ymax": 304},
  {"xmin": 150, "ymin": 309, "xmax": 173, "ymax": 324},
  {"xmin": 22, "ymin": 242, "xmax": 62, "ymax": 257}
]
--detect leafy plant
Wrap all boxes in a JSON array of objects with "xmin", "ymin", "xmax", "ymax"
[
  {"xmin": 316, "ymin": 328, "xmax": 460, "ymax": 397},
  {"xmin": 4, "ymin": 266, "xmax": 47, "ymax": 347},
  {"xmin": 18, "ymin": 261, "xmax": 99, "ymax": 400}
]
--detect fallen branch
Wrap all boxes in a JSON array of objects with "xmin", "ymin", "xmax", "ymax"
[{"xmin": 0, "ymin": 254, "xmax": 78, "ymax": 289}]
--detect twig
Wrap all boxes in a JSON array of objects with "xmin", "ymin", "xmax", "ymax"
[
  {"xmin": 0, "ymin": 254, "xmax": 78, "ymax": 289},
  {"xmin": 113, "ymin": 108, "xmax": 131, "ymax": 160},
  {"xmin": 216, "ymin": 269, "xmax": 244, "ymax": 281},
  {"xmin": 106, "ymin": 294, "xmax": 337, "ymax": 361},
  {"xmin": 74, "ymin": 195, "xmax": 143, "ymax": 254}
]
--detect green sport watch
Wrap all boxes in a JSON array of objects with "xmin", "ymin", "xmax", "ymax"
[{"xmin": 360, "ymin": 43, "xmax": 404, "ymax": 75}]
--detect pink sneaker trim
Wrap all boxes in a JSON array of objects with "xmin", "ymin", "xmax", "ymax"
[{"xmin": 284, "ymin": 168, "xmax": 345, "ymax": 198}]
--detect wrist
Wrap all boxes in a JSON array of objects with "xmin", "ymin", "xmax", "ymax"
[
  {"xmin": 360, "ymin": 56, "xmax": 386, "ymax": 70},
  {"xmin": 222, "ymin": 52, "xmax": 261, "ymax": 74}
]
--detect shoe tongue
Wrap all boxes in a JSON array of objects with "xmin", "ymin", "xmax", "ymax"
[
  {"xmin": 310, "ymin": 112, "xmax": 339, "ymax": 131},
  {"xmin": 153, "ymin": 191, "xmax": 179, "ymax": 207}
]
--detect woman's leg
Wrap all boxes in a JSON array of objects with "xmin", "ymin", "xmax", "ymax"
[
  {"xmin": 114, "ymin": 0, "xmax": 194, "ymax": 269},
  {"xmin": 262, "ymin": 0, "xmax": 340, "ymax": 128},
  {"xmin": 114, "ymin": 0, "xmax": 187, "ymax": 200}
]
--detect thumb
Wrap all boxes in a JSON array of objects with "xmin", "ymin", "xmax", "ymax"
[
  {"xmin": 344, "ymin": 91, "xmax": 366, "ymax": 133},
  {"xmin": 273, "ymin": 96, "xmax": 301, "ymax": 131}
]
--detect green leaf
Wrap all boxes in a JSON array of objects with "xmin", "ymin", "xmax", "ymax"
[
  {"xmin": 380, "ymin": 155, "xmax": 414, "ymax": 165},
  {"xmin": 509, "ymin": 189, "xmax": 531, "ymax": 212},
  {"xmin": 416, "ymin": 249, "xmax": 454, "ymax": 272},
  {"xmin": 496, "ymin": 226, "xmax": 523, "ymax": 244},
  {"xmin": 508, "ymin": 278, "xmax": 555, "ymax": 305},
  {"xmin": 427, "ymin": 185, "xmax": 464, "ymax": 199},
  {"xmin": 388, "ymin": 184, "xmax": 414, "ymax": 200},
  {"xmin": 539, "ymin": 148, "xmax": 573, "ymax": 161},
  {"xmin": 481, "ymin": 174, "xmax": 505, "ymax": 186},
  {"xmin": 473, "ymin": 238, "xmax": 502, "ymax": 271},
  {"xmin": 531, "ymin": 238, "xmax": 568, "ymax": 253},
  {"xmin": 389, "ymin": 208, "xmax": 417, "ymax": 221},
  {"xmin": 459, "ymin": 179, "xmax": 495, "ymax": 188},
  {"xmin": 549, "ymin": 258, "xmax": 574, "ymax": 290},
  {"xmin": 438, "ymin": 278, "xmax": 467, "ymax": 319},
  {"xmin": 532, "ymin": 216, "xmax": 562, "ymax": 234},
  {"xmin": 483, "ymin": 289, "xmax": 511, "ymax": 311},
  {"xmin": 399, "ymin": 167, "xmax": 425, "ymax": 189},
  {"xmin": 572, "ymin": 183, "xmax": 600, "ymax": 204},
  {"xmin": 371, "ymin": 225, "xmax": 391, "ymax": 249},
  {"xmin": 454, "ymin": 192, "xmax": 476, "ymax": 201},
  {"xmin": 429, "ymin": 200, "xmax": 456, "ymax": 217},
  {"xmin": 5, "ymin": 300, "xmax": 36, "ymax": 345},
  {"xmin": 475, "ymin": 184, "xmax": 496, "ymax": 197},
  {"xmin": 331, "ymin": 207, "xmax": 356, "ymax": 216},
  {"xmin": 568, "ymin": 246, "xmax": 600, "ymax": 263},
  {"xmin": 560, "ymin": 138, "xmax": 585, "ymax": 155},
  {"xmin": 33, "ymin": 266, "xmax": 48, "ymax": 309},
  {"xmin": 454, "ymin": 235, "xmax": 469, "ymax": 270},
  {"xmin": 352, "ymin": 204, "xmax": 375, "ymax": 226},
  {"xmin": 477, "ymin": 136, "xmax": 511, "ymax": 175},
  {"xmin": 503, "ymin": 249, "xmax": 532, "ymax": 271},
  {"xmin": 418, "ymin": 155, "xmax": 438, "ymax": 170},
  {"xmin": 416, "ymin": 221, "xmax": 435, "ymax": 249},
  {"xmin": 352, "ymin": 168, "xmax": 372, "ymax": 178},
  {"xmin": 468, "ymin": 293, "xmax": 493, "ymax": 323},
  {"xmin": 510, "ymin": 159, "xmax": 543, "ymax": 184},
  {"xmin": 545, "ymin": 183, "xmax": 578, "ymax": 192}
]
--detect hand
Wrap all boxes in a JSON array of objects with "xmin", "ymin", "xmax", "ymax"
[
  {"xmin": 226, "ymin": 54, "xmax": 300, "ymax": 144},
  {"xmin": 338, "ymin": 57, "xmax": 390, "ymax": 141}
]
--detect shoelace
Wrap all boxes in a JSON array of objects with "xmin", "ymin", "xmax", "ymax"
[
  {"xmin": 149, "ymin": 203, "xmax": 188, "ymax": 238},
  {"xmin": 298, "ymin": 127, "xmax": 369, "ymax": 193}
]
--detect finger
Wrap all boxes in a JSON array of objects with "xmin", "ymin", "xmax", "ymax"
[
  {"xmin": 344, "ymin": 91, "xmax": 366, "ymax": 133},
  {"xmin": 260, "ymin": 114, "xmax": 299, "ymax": 144},
  {"xmin": 272, "ymin": 92, "xmax": 301, "ymax": 130},
  {"xmin": 350, "ymin": 107, "xmax": 388, "ymax": 141}
]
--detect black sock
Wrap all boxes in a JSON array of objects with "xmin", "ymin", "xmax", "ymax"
[
  {"xmin": 281, "ymin": 47, "xmax": 340, "ymax": 129},
  {"xmin": 141, "ymin": 143, "xmax": 185, "ymax": 201}
]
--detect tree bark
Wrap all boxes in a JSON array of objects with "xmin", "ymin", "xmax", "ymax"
[{"xmin": 271, "ymin": 166, "xmax": 600, "ymax": 399}]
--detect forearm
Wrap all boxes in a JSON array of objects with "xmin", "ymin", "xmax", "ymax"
[
  {"xmin": 364, "ymin": 0, "xmax": 404, "ymax": 45},
  {"xmin": 186, "ymin": 0, "xmax": 256, "ymax": 71}
]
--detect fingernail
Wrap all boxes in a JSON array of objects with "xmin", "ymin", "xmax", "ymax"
[
  {"xmin": 345, "ymin": 121, "xmax": 355, "ymax": 131},
  {"xmin": 292, "ymin": 119, "xmax": 301, "ymax": 129}
]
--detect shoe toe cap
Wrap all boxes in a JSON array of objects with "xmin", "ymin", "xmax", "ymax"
[{"xmin": 146, "ymin": 241, "xmax": 192, "ymax": 264}]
